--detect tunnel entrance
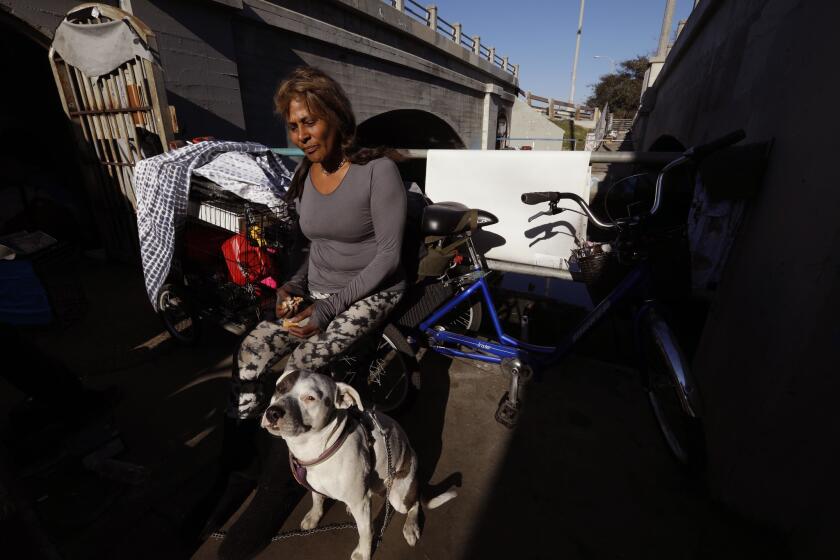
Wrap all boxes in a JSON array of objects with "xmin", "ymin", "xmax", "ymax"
[
  {"xmin": 357, "ymin": 109, "xmax": 465, "ymax": 189},
  {"xmin": 0, "ymin": 14, "xmax": 94, "ymax": 246}
]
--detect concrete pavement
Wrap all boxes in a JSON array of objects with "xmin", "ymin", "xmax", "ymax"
[{"xmin": 1, "ymin": 259, "xmax": 788, "ymax": 559}]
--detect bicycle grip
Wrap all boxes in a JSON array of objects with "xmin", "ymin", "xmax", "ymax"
[
  {"xmin": 687, "ymin": 129, "xmax": 746, "ymax": 159},
  {"xmin": 521, "ymin": 192, "xmax": 560, "ymax": 205}
]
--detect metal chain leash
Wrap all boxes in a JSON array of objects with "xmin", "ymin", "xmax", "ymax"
[
  {"xmin": 210, "ymin": 520, "xmax": 356, "ymax": 543},
  {"xmin": 210, "ymin": 410, "xmax": 394, "ymax": 544},
  {"xmin": 371, "ymin": 410, "xmax": 394, "ymax": 544}
]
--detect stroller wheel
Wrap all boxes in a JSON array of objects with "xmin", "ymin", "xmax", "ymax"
[{"xmin": 158, "ymin": 283, "xmax": 201, "ymax": 345}]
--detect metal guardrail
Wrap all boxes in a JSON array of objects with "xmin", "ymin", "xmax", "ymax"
[
  {"xmin": 610, "ymin": 118, "xmax": 634, "ymax": 133},
  {"xmin": 271, "ymin": 148, "xmax": 682, "ymax": 164},
  {"xmin": 386, "ymin": 1, "xmax": 518, "ymax": 77}
]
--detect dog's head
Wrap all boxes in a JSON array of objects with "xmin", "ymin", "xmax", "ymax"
[{"xmin": 261, "ymin": 370, "xmax": 363, "ymax": 438}]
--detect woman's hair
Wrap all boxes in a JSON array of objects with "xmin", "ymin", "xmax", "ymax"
[{"xmin": 274, "ymin": 66, "xmax": 401, "ymax": 201}]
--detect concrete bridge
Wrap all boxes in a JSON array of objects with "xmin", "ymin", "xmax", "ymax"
[{"xmin": 1, "ymin": 0, "xmax": 520, "ymax": 152}]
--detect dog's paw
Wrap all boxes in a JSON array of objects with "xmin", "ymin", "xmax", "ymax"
[
  {"xmin": 300, "ymin": 510, "xmax": 322, "ymax": 530},
  {"xmin": 350, "ymin": 549, "xmax": 370, "ymax": 560},
  {"xmin": 402, "ymin": 520, "xmax": 420, "ymax": 546}
]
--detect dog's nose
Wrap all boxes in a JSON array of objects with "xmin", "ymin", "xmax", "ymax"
[{"xmin": 265, "ymin": 406, "xmax": 284, "ymax": 423}]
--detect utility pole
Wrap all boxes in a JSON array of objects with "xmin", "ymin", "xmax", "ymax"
[
  {"xmin": 568, "ymin": 0, "xmax": 585, "ymax": 104},
  {"xmin": 656, "ymin": 0, "xmax": 677, "ymax": 58},
  {"xmin": 567, "ymin": 0, "xmax": 585, "ymax": 150}
]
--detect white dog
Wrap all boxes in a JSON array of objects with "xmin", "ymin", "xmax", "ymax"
[{"xmin": 261, "ymin": 370, "xmax": 456, "ymax": 560}]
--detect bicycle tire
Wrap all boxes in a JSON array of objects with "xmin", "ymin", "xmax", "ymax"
[
  {"xmin": 443, "ymin": 294, "xmax": 483, "ymax": 334},
  {"xmin": 332, "ymin": 324, "xmax": 415, "ymax": 413},
  {"xmin": 639, "ymin": 307, "xmax": 705, "ymax": 468},
  {"xmin": 157, "ymin": 282, "xmax": 202, "ymax": 345}
]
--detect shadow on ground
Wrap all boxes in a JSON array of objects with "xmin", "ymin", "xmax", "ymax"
[
  {"xmin": 0, "ymin": 259, "xmax": 240, "ymax": 560},
  {"xmin": 1, "ymin": 260, "xmax": 791, "ymax": 560}
]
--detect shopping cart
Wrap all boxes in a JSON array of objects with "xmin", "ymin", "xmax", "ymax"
[{"xmin": 156, "ymin": 177, "xmax": 296, "ymax": 344}]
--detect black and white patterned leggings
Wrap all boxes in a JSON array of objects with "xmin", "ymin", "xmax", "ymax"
[{"xmin": 229, "ymin": 290, "xmax": 402, "ymax": 419}]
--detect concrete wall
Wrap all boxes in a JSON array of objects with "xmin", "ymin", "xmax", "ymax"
[
  {"xmin": 508, "ymin": 97, "xmax": 565, "ymax": 151},
  {"xmin": 1, "ymin": 0, "xmax": 517, "ymax": 149},
  {"xmin": 633, "ymin": 1, "xmax": 840, "ymax": 556},
  {"xmin": 131, "ymin": 0, "xmax": 250, "ymax": 141}
]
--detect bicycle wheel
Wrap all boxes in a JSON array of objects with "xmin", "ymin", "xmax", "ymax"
[
  {"xmin": 443, "ymin": 293, "xmax": 483, "ymax": 333},
  {"xmin": 331, "ymin": 324, "xmax": 415, "ymax": 413},
  {"xmin": 639, "ymin": 308, "xmax": 705, "ymax": 468},
  {"xmin": 158, "ymin": 282, "xmax": 201, "ymax": 345}
]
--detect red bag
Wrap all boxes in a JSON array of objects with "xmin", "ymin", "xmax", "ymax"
[{"xmin": 221, "ymin": 234, "xmax": 276, "ymax": 286}]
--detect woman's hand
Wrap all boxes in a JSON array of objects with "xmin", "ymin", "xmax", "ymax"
[
  {"xmin": 275, "ymin": 287, "xmax": 292, "ymax": 318},
  {"xmin": 287, "ymin": 306, "xmax": 321, "ymax": 338},
  {"xmin": 275, "ymin": 286, "xmax": 303, "ymax": 318}
]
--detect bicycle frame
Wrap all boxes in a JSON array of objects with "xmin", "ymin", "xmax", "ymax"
[{"xmin": 420, "ymin": 250, "xmax": 652, "ymax": 368}]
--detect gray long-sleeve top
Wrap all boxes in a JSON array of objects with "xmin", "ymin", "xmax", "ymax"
[{"xmin": 284, "ymin": 157, "xmax": 406, "ymax": 328}]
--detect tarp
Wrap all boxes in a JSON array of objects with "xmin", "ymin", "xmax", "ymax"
[
  {"xmin": 0, "ymin": 261, "xmax": 52, "ymax": 326},
  {"xmin": 52, "ymin": 19, "xmax": 155, "ymax": 77}
]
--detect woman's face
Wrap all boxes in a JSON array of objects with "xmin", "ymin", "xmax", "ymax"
[{"xmin": 286, "ymin": 97, "xmax": 337, "ymax": 164}]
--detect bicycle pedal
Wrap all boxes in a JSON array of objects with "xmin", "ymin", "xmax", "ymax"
[
  {"xmin": 410, "ymin": 370, "xmax": 422, "ymax": 390},
  {"xmin": 494, "ymin": 392, "xmax": 519, "ymax": 428}
]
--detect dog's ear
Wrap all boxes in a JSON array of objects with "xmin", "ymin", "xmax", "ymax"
[{"xmin": 335, "ymin": 382, "xmax": 364, "ymax": 411}]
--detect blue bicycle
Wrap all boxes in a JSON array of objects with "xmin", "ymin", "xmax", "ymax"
[{"xmin": 387, "ymin": 130, "xmax": 748, "ymax": 465}]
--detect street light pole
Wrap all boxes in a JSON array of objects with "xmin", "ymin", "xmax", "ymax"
[
  {"xmin": 569, "ymin": 0, "xmax": 585, "ymax": 104},
  {"xmin": 657, "ymin": 0, "xmax": 677, "ymax": 58}
]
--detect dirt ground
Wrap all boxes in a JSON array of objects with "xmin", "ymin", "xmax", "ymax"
[{"xmin": 0, "ymin": 259, "xmax": 790, "ymax": 559}]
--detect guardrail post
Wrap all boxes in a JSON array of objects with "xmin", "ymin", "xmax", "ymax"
[
  {"xmin": 488, "ymin": 46, "xmax": 495, "ymax": 62},
  {"xmin": 394, "ymin": 0, "xmax": 404, "ymax": 12},
  {"xmin": 472, "ymin": 35, "xmax": 480, "ymax": 55},
  {"xmin": 526, "ymin": 90, "xmax": 532, "ymax": 106},
  {"xmin": 427, "ymin": 5, "xmax": 437, "ymax": 29},
  {"xmin": 503, "ymin": 56, "xmax": 509, "ymax": 71},
  {"xmin": 514, "ymin": 63, "xmax": 519, "ymax": 78},
  {"xmin": 548, "ymin": 97, "xmax": 555, "ymax": 119},
  {"xmin": 453, "ymin": 22, "xmax": 461, "ymax": 43}
]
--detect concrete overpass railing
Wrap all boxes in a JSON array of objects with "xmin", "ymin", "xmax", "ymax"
[
  {"xmin": 387, "ymin": 0, "xmax": 519, "ymax": 77},
  {"xmin": 522, "ymin": 91, "xmax": 596, "ymax": 121}
]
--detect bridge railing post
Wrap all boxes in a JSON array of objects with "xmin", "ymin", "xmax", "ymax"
[
  {"xmin": 453, "ymin": 22, "xmax": 461, "ymax": 44},
  {"xmin": 526, "ymin": 90, "xmax": 532, "ymax": 106},
  {"xmin": 394, "ymin": 0, "xmax": 404, "ymax": 13},
  {"xmin": 503, "ymin": 55, "xmax": 509, "ymax": 72},
  {"xmin": 472, "ymin": 35, "xmax": 480, "ymax": 55},
  {"xmin": 489, "ymin": 46, "xmax": 495, "ymax": 63},
  {"xmin": 514, "ymin": 64, "xmax": 520, "ymax": 78},
  {"xmin": 548, "ymin": 97, "xmax": 555, "ymax": 119},
  {"xmin": 427, "ymin": 5, "xmax": 437, "ymax": 30}
]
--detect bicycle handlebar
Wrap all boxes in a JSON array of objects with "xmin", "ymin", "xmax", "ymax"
[
  {"xmin": 685, "ymin": 129, "xmax": 745, "ymax": 160},
  {"xmin": 521, "ymin": 192, "xmax": 560, "ymax": 205},
  {"xmin": 523, "ymin": 129, "xmax": 746, "ymax": 229},
  {"xmin": 521, "ymin": 191, "xmax": 618, "ymax": 229}
]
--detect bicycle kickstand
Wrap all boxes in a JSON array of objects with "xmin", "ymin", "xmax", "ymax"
[{"xmin": 495, "ymin": 358, "xmax": 533, "ymax": 428}]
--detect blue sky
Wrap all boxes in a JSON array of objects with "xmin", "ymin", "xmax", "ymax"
[{"xmin": 430, "ymin": 0, "xmax": 695, "ymax": 104}]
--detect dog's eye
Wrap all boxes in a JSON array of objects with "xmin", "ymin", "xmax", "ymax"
[{"xmin": 302, "ymin": 395, "xmax": 316, "ymax": 403}]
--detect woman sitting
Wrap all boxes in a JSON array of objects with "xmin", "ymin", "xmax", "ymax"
[
  {"xmin": 233, "ymin": 66, "xmax": 407, "ymax": 419},
  {"xmin": 193, "ymin": 67, "xmax": 407, "ymax": 545}
]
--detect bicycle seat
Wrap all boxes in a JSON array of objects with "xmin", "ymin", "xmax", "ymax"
[{"xmin": 421, "ymin": 202, "xmax": 498, "ymax": 236}]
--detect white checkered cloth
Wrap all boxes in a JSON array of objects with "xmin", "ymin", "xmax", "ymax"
[{"xmin": 134, "ymin": 141, "xmax": 294, "ymax": 310}]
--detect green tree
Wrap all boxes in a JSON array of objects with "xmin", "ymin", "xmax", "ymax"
[{"xmin": 585, "ymin": 55, "xmax": 649, "ymax": 118}]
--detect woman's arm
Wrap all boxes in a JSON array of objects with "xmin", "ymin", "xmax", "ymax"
[
  {"xmin": 282, "ymin": 250, "xmax": 309, "ymax": 295},
  {"xmin": 310, "ymin": 159, "xmax": 406, "ymax": 329}
]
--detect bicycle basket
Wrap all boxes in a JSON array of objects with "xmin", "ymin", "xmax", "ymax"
[{"xmin": 569, "ymin": 243, "xmax": 612, "ymax": 284}]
